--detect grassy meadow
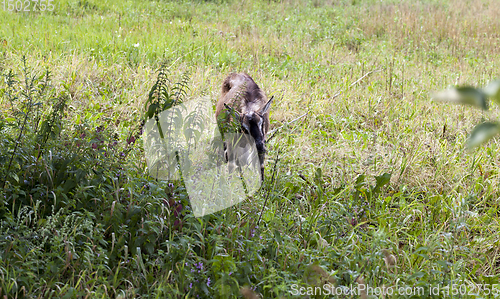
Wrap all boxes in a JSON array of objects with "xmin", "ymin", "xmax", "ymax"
[{"xmin": 1, "ymin": 0, "xmax": 500, "ymax": 297}]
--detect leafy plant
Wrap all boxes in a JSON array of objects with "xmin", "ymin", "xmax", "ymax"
[
  {"xmin": 0, "ymin": 61, "xmax": 182, "ymax": 297},
  {"xmin": 144, "ymin": 62, "xmax": 190, "ymax": 139},
  {"xmin": 433, "ymin": 79, "xmax": 500, "ymax": 149}
]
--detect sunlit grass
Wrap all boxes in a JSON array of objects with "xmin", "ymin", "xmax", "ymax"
[{"xmin": 1, "ymin": 0, "xmax": 500, "ymax": 297}]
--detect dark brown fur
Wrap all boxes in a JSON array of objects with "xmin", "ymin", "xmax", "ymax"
[{"xmin": 215, "ymin": 73, "xmax": 273, "ymax": 181}]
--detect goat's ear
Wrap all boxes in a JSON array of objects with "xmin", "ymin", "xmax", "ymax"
[{"xmin": 259, "ymin": 96, "xmax": 274, "ymax": 115}]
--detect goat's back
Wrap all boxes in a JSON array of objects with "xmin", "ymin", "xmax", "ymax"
[{"xmin": 216, "ymin": 73, "xmax": 269, "ymax": 133}]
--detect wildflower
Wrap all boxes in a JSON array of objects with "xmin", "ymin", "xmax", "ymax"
[
  {"xmin": 189, "ymin": 283, "xmax": 193, "ymax": 289},
  {"xmin": 196, "ymin": 262, "xmax": 203, "ymax": 270},
  {"xmin": 207, "ymin": 278, "xmax": 211, "ymax": 287}
]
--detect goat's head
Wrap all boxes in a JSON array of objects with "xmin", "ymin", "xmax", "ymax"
[
  {"xmin": 225, "ymin": 97, "xmax": 273, "ymax": 151},
  {"xmin": 224, "ymin": 96, "xmax": 273, "ymax": 179}
]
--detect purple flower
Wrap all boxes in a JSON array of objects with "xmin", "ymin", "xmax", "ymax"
[
  {"xmin": 189, "ymin": 283, "xmax": 193, "ymax": 289},
  {"xmin": 92, "ymin": 143, "xmax": 98, "ymax": 149},
  {"xmin": 229, "ymin": 272, "xmax": 233, "ymax": 276},
  {"xmin": 207, "ymin": 278, "xmax": 211, "ymax": 287},
  {"xmin": 196, "ymin": 262, "xmax": 203, "ymax": 270}
]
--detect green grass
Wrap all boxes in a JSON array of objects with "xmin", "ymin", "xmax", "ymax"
[{"xmin": 1, "ymin": 0, "xmax": 500, "ymax": 298}]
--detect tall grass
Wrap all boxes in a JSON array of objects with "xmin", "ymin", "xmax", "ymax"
[{"xmin": 0, "ymin": 0, "xmax": 500, "ymax": 297}]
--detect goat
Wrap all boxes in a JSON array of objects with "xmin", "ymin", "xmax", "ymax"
[{"xmin": 215, "ymin": 73, "xmax": 273, "ymax": 182}]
